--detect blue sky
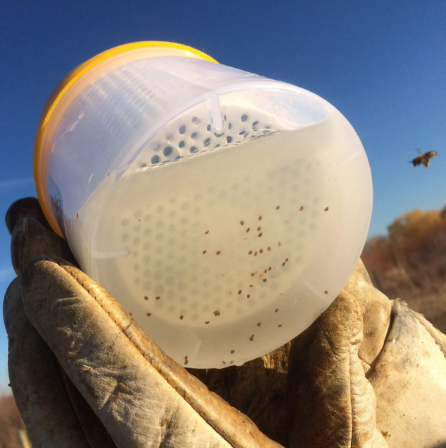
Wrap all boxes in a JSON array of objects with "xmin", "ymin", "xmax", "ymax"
[{"xmin": 1, "ymin": 1, "xmax": 445, "ymax": 389}]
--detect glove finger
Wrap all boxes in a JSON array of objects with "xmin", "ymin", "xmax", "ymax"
[
  {"xmin": 3, "ymin": 277, "xmax": 115, "ymax": 448},
  {"xmin": 21, "ymin": 256, "xmax": 282, "ymax": 448},
  {"xmin": 5, "ymin": 197, "xmax": 52, "ymax": 235},
  {"xmin": 287, "ymin": 291, "xmax": 387, "ymax": 448},
  {"xmin": 368, "ymin": 300, "xmax": 446, "ymax": 447},
  {"xmin": 343, "ymin": 259, "xmax": 392, "ymax": 369},
  {"xmin": 11, "ymin": 217, "xmax": 77, "ymax": 275},
  {"xmin": 57, "ymin": 365, "xmax": 118, "ymax": 448}
]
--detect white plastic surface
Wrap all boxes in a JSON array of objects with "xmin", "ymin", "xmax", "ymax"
[{"xmin": 45, "ymin": 57, "xmax": 372, "ymax": 368}]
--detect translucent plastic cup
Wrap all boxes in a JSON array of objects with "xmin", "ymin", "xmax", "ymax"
[{"xmin": 34, "ymin": 41, "xmax": 372, "ymax": 368}]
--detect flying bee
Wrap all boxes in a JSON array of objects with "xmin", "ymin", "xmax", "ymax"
[{"xmin": 410, "ymin": 149, "xmax": 437, "ymax": 168}]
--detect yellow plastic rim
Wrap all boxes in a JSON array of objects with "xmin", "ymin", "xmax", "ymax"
[{"xmin": 34, "ymin": 41, "xmax": 218, "ymax": 237}]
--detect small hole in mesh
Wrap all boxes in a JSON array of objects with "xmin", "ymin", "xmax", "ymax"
[
  {"xmin": 252, "ymin": 121, "xmax": 259, "ymax": 130},
  {"xmin": 191, "ymin": 132, "xmax": 198, "ymax": 139},
  {"xmin": 239, "ymin": 131, "xmax": 247, "ymax": 137},
  {"xmin": 151, "ymin": 155, "xmax": 160, "ymax": 164},
  {"xmin": 226, "ymin": 136, "xmax": 233, "ymax": 144},
  {"xmin": 204, "ymin": 138, "xmax": 211, "ymax": 147},
  {"xmin": 214, "ymin": 132, "xmax": 224, "ymax": 138},
  {"xmin": 163, "ymin": 146, "xmax": 173, "ymax": 157},
  {"xmin": 190, "ymin": 146, "xmax": 198, "ymax": 153},
  {"xmin": 207, "ymin": 124, "xmax": 211, "ymax": 131},
  {"xmin": 179, "ymin": 141, "xmax": 185, "ymax": 148},
  {"xmin": 192, "ymin": 117, "xmax": 201, "ymax": 124},
  {"xmin": 228, "ymin": 123, "xmax": 232, "ymax": 129},
  {"xmin": 241, "ymin": 114, "xmax": 248, "ymax": 122},
  {"xmin": 179, "ymin": 125, "xmax": 186, "ymax": 134}
]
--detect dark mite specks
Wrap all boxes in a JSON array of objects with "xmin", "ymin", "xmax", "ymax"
[
  {"xmin": 263, "ymin": 279, "xmax": 267, "ymax": 283},
  {"xmin": 238, "ymin": 290, "xmax": 242, "ymax": 294},
  {"xmin": 259, "ymin": 249, "xmax": 263, "ymax": 253},
  {"xmin": 230, "ymin": 350, "xmax": 235, "ymax": 354},
  {"xmin": 258, "ymin": 216, "xmax": 262, "ymax": 221},
  {"xmin": 267, "ymin": 247, "xmax": 271, "ymax": 251},
  {"xmin": 184, "ymin": 356, "xmax": 189, "ymax": 365},
  {"xmin": 324, "ymin": 207, "xmax": 329, "ymax": 211},
  {"xmin": 203, "ymin": 250, "xmax": 207, "ymax": 254},
  {"xmin": 278, "ymin": 324, "xmax": 282, "ymax": 328},
  {"xmin": 180, "ymin": 315, "xmax": 184, "ymax": 320},
  {"xmin": 276, "ymin": 206, "xmax": 280, "ymax": 210},
  {"xmin": 247, "ymin": 294, "xmax": 250, "ymax": 298},
  {"xmin": 300, "ymin": 206, "xmax": 304, "ymax": 211},
  {"xmin": 258, "ymin": 232, "xmax": 263, "ymax": 237},
  {"xmin": 214, "ymin": 310, "xmax": 220, "ymax": 316},
  {"xmin": 249, "ymin": 335, "xmax": 254, "ymax": 341},
  {"xmin": 240, "ymin": 221, "xmax": 244, "ymax": 225},
  {"xmin": 205, "ymin": 321, "xmax": 210, "ymax": 324},
  {"xmin": 275, "ymin": 308, "xmax": 279, "ymax": 313},
  {"xmin": 257, "ymin": 227, "xmax": 261, "ymax": 231},
  {"xmin": 249, "ymin": 251, "xmax": 252, "ymax": 255},
  {"xmin": 216, "ymin": 251, "xmax": 221, "ymax": 255},
  {"xmin": 205, "ymin": 230, "xmax": 209, "ymax": 234},
  {"xmin": 246, "ymin": 228, "xmax": 250, "ymax": 233},
  {"xmin": 146, "ymin": 313, "xmax": 151, "ymax": 317},
  {"xmin": 324, "ymin": 291, "xmax": 328, "ymax": 295},
  {"xmin": 144, "ymin": 296, "xmax": 148, "ymax": 300},
  {"xmin": 156, "ymin": 296, "xmax": 161, "ymax": 300}
]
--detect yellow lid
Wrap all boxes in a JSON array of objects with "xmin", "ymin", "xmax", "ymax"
[{"xmin": 34, "ymin": 41, "xmax": 217, "ymax": 237}]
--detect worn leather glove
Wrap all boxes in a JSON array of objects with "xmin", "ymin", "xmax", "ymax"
[{"xmin": 4, "ymin": 198, "xmax": 446, "ymax": 448}]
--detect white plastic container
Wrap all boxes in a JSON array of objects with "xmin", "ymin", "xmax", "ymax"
[{"xmin": 34, "ymin": 42, "xmax": 373, "ymax": 368}]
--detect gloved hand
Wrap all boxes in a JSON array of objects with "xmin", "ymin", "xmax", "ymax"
[{"xmin": 4, "ymin": 198, "xmax": 446, "ymax": 448}]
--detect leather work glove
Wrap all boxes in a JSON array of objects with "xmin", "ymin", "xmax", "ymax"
[{"xmin": 4, "ymin": 198, "xmax": 446, "ymax": 448}]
